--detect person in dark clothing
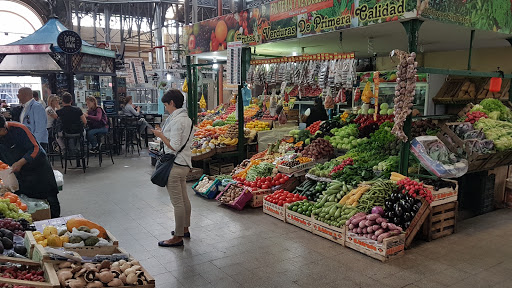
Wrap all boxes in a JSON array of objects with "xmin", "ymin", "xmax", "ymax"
[
  {"xmin": 0, "ymin": 114, "xmax": 60, "ymax": 218},
  {"xmin": 56, "ymin": 93, "xmax": 86, "ymax": 135},
  {"xmin": 306, "ymin": 97, "xmax": 328, "ymax": 127}
]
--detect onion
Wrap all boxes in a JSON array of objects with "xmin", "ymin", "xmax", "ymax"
[{"xmin": 371, "ymin": 206, "xmax": 384, "ymax": 216}]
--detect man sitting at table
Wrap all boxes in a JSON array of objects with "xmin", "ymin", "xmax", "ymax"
[
  {"xmin": 122, "ymin": 96, "xmax": 153, "ymax": 134},
  {"xmin": 56, "ymin": 92, "xmax": 87, "ymax": 151}
]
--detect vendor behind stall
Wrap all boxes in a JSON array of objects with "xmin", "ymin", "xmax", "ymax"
[
  {"xmin": 0, "ymin": 114, "xmax": 60, "ymax": 218},
  {"xmin": 305, "ymin": 97, "xmax": 328, "ymax": 126}
]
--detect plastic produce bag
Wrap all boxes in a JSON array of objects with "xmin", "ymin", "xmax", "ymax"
[
  {"xmin": 53, "ymin": 170, "xmax": 63, "ymax": 188},
  {"xmin": 69, "ymin": 227, "xmax": 100, "ymax": 239},
  {"xmin": 0, "ymin": 168, "xmax": 19, "ymax": 192},
  {"xmin": 411, "ymin": 136, "xmax": 468, "ymax": 178},
  {"xmin": 242, "ymin": 85, "xmax": 252, "ymax": 107},
  {"xmin": 17, "ymin": 195, "xmax": 49, "ymax": 214}
]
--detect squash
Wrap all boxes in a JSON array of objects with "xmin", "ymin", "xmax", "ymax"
[
  {"xmin": 47, "ymin": 234, "xmax": 62, "ymax": 247},
  {"xmin": 294, "ymin": 141, "xmax": 304, "ymax": 147},
  {"xmin": 66, "ymin": 218, "xmax": 107, "ymax": 239}
]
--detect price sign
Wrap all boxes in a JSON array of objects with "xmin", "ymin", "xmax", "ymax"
[
  {"xmin": 57, "ymin": 30, "xmax": 82, "ymax": 54},
  {"xmin": 227, "ymin": 41, "xmax": 242, "ymax": 85}
]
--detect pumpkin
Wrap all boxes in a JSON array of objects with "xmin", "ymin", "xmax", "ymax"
[
  {"xmin": 66, "ymin": 218, "xmax": 107, "ymax": 239},
  {"xmin": 47, "ymin": 234, "xmax": 62, "ymax": 247},
  {"xmin": 294, "ymin": 141, "xmax": 304, "ymax": 147}
]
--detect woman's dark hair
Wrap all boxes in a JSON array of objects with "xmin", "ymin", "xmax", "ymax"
[
  {"xmin": 0, "ymin": 114, "xmax": 6, "ymax": 128},
  {"xmin": 161, "ymin": 89, "xmax": 184, "ymax": 108},
  {"xmin": 314, "ymin": 97, "xmax": 323, "ymax": 106},
  {"xmin": 124, "ymin": 96, "xmax": 132, "ymax": 105}
]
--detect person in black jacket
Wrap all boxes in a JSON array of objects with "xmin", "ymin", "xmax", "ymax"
[
  {"xmin": 0, "ymin": 114, "xmax": 60, "ymax": 218},
  {"xmin": 306, "ymin": 97, "xmax": 328, "ymax": 127}
]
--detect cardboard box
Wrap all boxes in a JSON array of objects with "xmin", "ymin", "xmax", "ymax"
[
  {"xmin": 263, "ymin": 200, "xmax": 286, "ymax": 221},
  {"xmin": 33, "ymin": 214, "xmax": 84, "ymax": 232},
  {"xmin": 311, "ymin": 218, "xmax": 345, "ymax": 246},
  {"xmin": 248, "ymin": 188, "xmax": 272, "ymax": 208},
  {"xmin": 210, "ymin": 163, "xmax": 234, "ymax": 175},
  {"xmin": 425, "ymin": 179, "xmax": 458, "ymax": 207},
  {"xmin": 285, "ymin": 208, "xmax": 313, "ymax": 232},
  {"xmin": 345, "ymin": 228, "xmax": 405, "ymax": 262},
  {"xmin": 31, "ymin": 207, "xmax": 51, "ymax": 221}
]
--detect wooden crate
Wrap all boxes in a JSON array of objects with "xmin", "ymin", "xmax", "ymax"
[
  {"xmin": 432, "ymin": 78, "xmax": 465, "ymax": 104},
  {"xmin": 26, "ymin": 230, "xmax": 119, "ymax": 261},
  {"xmin": 285, "ymin": 206, "xmax": 313, "ymax": 232},
  {"xmin": 405, "ymin": 198, "xmax": 431, "ymax": 249},
  {"xmin": 277, "ymin": 161, "xmax": 315, "ymax": 174},
  {"xmin": 263, "ymin": 200, "xmax": 286, "ymax": 221},
  {"xmin": 186, "ymin": 168, "xmax": 204, "ymax": 182},
  {"xmin": 345, "ymin": 229, "xmax": 405, "ymax": 262},
  {"xmin": 422, "ymin": 201, "xmax": 458, "ymax": 241},
  {"xmin": 311, "ymin": 219, "xmax": 344, "ymax": 245},
  {"xmin": 50, "ymin": 258, "xmax": 155, "ymax": 288},
  {"xmin": 247, "ymin": 188, "xmax": 272, "ymax": 208},
  {"xmin": 0, "ymin": 256, "xmax": 59, "ymax": 287},
  {"xmin": 423, "ymin": 179, "xmax": 459, "ymax": 207},
  {"xmin": 191, "ymin": 149, "xmax": 215, "ymax": 161}
]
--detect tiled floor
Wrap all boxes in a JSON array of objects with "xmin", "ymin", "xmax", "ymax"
[{"xmin": 57, "ymin": 154, "xmax": 512, "ymax": 288}]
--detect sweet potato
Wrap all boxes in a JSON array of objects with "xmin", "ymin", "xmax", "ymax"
[
  {"xmin": 381, "ymin": 222, "xmax": 388, "ymax": 229},
  {"xmin": 366, "ymin": 214, "xmax": 380, "ymax": 221},
  {"xmin": 365, "ymin": 220, "xmax": 376, "ymax": 227},
  {"xmin": 374, "ymin": 228, "xmax": 385, "ymax": 237},
  {"xmin": 351, "ymin": 216, "xmax": 366, "ymax": 226},
  {"xmin": 359, "ymin": 221, "xmax": 366, "ymax": 228},
  {"xmin": 372, "ymin": 224, "xmax": 381, "ymax": 231},
  {"xmin": 377, "ymin": 232, "xmax": 391, "ymax": 243},
  {"xmin": 348, "ymin": 224, "xmax": 355, "ymax": 230},
  {"xmin": 376, "ymin": 217, "xmax": 387, "ymax": 224}
]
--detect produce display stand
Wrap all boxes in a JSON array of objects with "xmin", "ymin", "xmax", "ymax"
[
  {"xmin": 247, "ymin": 188, "xmax": 272, "ymax": 208},
  {"xmin": 345, "ymin": 230, "xmax": 405, "ymax": 262},
  {"xmin": 277, "ymin": 161, "xmax": 315, "ymax": 174},
  {"xmin": 0, "ymin": 256, "xmax": 59, "ymax": 288},
  {"xmin": 284, "ymin": 205, "xmax": 313, "ymax": 232},
  {"xmin": 437, "ymin": 122, "xmax": 512, "ymax": 173},
  {"xmin": 216, "ymin": 183, "xmax": 253, "ymax": 210},
  {"xmin": 424, "ymin": 179, "xmax": 459, "ymax": 207},
  {"xmin": 404, "ymin": 198, "xmax": 431, "ymax": 249},
  {"xmin": 422, "ymin": 201, "xmax": 458, "ymax": 241}
]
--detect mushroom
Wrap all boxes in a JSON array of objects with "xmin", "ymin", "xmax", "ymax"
[
  {"xmin": 98, "ymin": 260, "xmax": 111, "ymax": 270},
  {"xmin": 84, "ymin": 271, "xmax": 96, "ymax": 283},
  {"xmin": 135, "ymin": 270, "xmax": 145, "ymax": 278},
  {"xmin": 120, "ymin": 263, "xmax": 131, "ymax": 273},
  {"xmin": 118, "ymin": 260, "xmax": 127, "ymax": 266},
  {"xmin": 75, "ymin": 268, "xmax": 87, "ymax": 278},
  {"xmin": 111, "ymin": 262, "xmax": 120, "ymax": 268},
  {"xmin": 83, "ymin": 263, "xmax": 99, "ymax": 272},
  {"xmin": 125, "ymin": 273, "xmax": 137, "ymax": 285},
  {"xmin": 131, "ymin": 265, "xmax": 141, "ymax": 272},
  {"xmin": 65, "ymin": 277, "xmax": 87, "ymax": 288},
  {"xmin": 124, "ymin": 267, "xmax": 136, "ymax": 275},
  {"xmin": 107, "ymin": 278, "xmax": 123, "ymax": 287},
  {"xmin": 71, "ymin": 265, "xmax": 83, "ymax": 274},
  {"xmin": 111, "ymin": 269, "xmax": 121, "ymax": 278},
  {"xmin": 119, "ymin": 273, "xmax": 127, "ymax": 284},
  {"xmin": 57, "ymin": 270, "xmax": 74, "ymax": 286},
  {"xmin": 97, "ymin": 271, "xmax": 115, "ymax": 284},
  {"xmin": 59, "ymin": 262, "xmax": 73, "ymax": 269},
  {"xmin": 129, "ymin": 260, "xmax": 140, "ymax": 266},
  {"xmin": 136, "ymin": 278, "xmax": 148, "ymax": 285},
  {"xmin": 85, "ymin": 281, "xmax": 103, "ymax": 288}
]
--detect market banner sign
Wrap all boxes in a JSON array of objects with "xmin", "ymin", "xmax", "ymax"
[{"xmin": 184, "ymin": 0, "xmax": 512, "ymax": 55}]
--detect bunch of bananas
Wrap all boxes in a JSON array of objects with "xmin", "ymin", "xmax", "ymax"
[{"xmin": 215, "ymin": 136, "xmax": 239, "ymax": 146}]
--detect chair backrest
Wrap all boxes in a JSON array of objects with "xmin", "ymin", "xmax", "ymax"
[{"xmin": 120, "ymin": 117, "xmax": 139, "ymax": 128}]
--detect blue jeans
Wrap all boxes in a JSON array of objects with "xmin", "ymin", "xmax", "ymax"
[{"xmin": 87, "ymin": 127, "xmax": 108, "ymax": 148}]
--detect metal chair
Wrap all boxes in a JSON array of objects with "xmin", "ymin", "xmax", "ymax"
[
  {"xmin": 88, "ymin": 130, "xmax": 115, "ymax": 167},
  {"xmin": 120, "ymin": 117, "xmax": 141, "ymax": 156},
  {"xmin": 62, "ymin": 132, "xmax": 87, "ymax": 174}
]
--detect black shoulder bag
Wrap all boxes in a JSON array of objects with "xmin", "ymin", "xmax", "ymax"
[{"xmin": 151, "ymin": 124, "xmax": 193, "ymax": 187}]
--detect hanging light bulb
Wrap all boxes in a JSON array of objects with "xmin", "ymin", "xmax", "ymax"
[
  {"xmin": 212, "ymin": 58, "xmax": 218, "ymax": 70},
  {"xmin": 166, "ymin": 73, "xmax": 171, "ymax": 81}
]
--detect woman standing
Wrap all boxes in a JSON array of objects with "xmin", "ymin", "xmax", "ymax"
[
  {"xmin": 84, "ymin": 96, "xmax": 108, "ymax": 152},
  {"xmin": 152, "ymin": 90, "xmax": 193, "ymax": 247}
]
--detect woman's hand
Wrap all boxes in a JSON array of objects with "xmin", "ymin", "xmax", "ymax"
[
  {"xmin": 152, "ymin": 128, "xmax": 164, "ymax": 139},
  {"xmin": 11, "ymin": 159, "xmax": 27, "ymax": 173}
]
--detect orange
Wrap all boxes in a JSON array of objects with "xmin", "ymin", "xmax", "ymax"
[
  {"xmin": 5, "ymin": 195, "xmax": 17, "ymax": 203},
  {"xmin": 215, "ymin": 20, "xmax": 228, "ymax": 43},
  {"xmin": 20, "ymin": 203, "xmax": 27, "ymax": 211}
]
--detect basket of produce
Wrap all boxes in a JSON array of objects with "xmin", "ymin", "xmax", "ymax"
[
  {"xmin": 52, "ymin": 259, "xmax": 155, "ymax": 287},
  {"xmin": 216, "ymin": 184, "xmax": 253, "ymax": 210},
  {"xmin": 277, "ymin": 157, "xmax": 315, "ymax": 173},
  {"xmin": 286, "ymin": 201, "xmax": 314, "ymax": 232},
  {"xmin": 263, "ymin": 190, "xmax": 307, "ymax": 221},
  {"xmin": 191, "ymin": 149, "xmax": 215, "ymax": 161},
  {"xmin": 0, "ymin": 256, "xmax": 60, "ymax": 287},
  {"xmin": 215, "ymin": 145, "xmax": 238, "ymax": 153},
  {"xmin": 192, "ymin": 175, "xmax": 220, "ymax": 199}
]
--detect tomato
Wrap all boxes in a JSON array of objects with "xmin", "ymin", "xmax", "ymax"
[
  {"xmin": 278, "ymin": 200, "xmax": 284, "ymax": 206},
  {"xmin": 275, "ymin": 174, "xmax": 282, "ymax": 180},
  {"xmin": 283, "ymin": 175, "xmax": 290, "ymax": 181},
  {"xmin": 280, "ymin": 179, "xmax": 287, "ymax": 185},
  {"xmin": 266, "ymin": 176, "xmax": 272, "ymax": 182},
  {"xmin": 279, "ymin": 196, "xmax": 286, "ymax": 201},
  {"xmin": 262, "ymin": 185, "xmax": 269, "ymax": 189}
]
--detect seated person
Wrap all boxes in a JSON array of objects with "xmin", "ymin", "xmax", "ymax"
[
  {"xmin": 84, "ymin": 96, "xmax": 108, "ymax": 152},
  {"xmin": 56, "ymin": 92, "xmax": 87, "ymax": 151},
  {"xmin": 122, "ymin": 96, "xmax": 153, "ymax": 134}
]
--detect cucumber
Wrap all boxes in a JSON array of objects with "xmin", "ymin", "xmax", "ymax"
[{"xmin": 334, "ymin": 208, "xmax": 341, "ymax": 218}]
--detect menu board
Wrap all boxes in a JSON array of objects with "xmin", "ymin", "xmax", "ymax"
[
  {"xmin": 125, "ymin": 58, "xmax": 148, "ymax": 85},
  {"xmin": 227, "ymin": 41, "xmax": 242, "ymax": 86}
]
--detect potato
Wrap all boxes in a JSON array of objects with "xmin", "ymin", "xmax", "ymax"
[{"xmin": 461, "ymin": 82, "xmax": 470, "ymax": 91}]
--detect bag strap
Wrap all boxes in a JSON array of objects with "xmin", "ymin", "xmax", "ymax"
[{"xmin": 177, "ymin": 123, "xmax": 194, "ymax": 153}]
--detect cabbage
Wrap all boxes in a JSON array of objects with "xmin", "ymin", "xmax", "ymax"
[
  {"xmin": 479, "ymin": 99, "xmax": 511, "ymax": 121},
  {"xmin": 489, "ymin": 111, "xmax": 500, "ymax": 120}
]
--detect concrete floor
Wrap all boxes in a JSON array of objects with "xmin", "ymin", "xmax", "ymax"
[{"xmin": 56, "ymin": 154, "xmax": 512, "ymax": 288}]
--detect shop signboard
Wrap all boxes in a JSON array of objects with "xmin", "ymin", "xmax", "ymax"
[
  {"xmin": 185, "ymin": 0, "xmax": 512, "ymax": 55},
  {"xmin": 75, "ymin": 54, "xmax": 114, "ymax": 74},
  {"xmin": 57, "ymin": 30, "xmax": 82, "ymax": 54}
]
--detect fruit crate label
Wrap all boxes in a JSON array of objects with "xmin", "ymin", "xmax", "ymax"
[
  {"xmin": 345, "ymin": 230, "xmax": 405, "ymax": 257},
  {"xmin": 263, "ymin": 200, "xmax": 285, "ymax": 221},
  {"xmin": 285, "ymin": 210, "xmax": 312, "ymax": 232},
  {"xmin": 311, "ymin": 219, "xmax": 345, "ymax": 245}
]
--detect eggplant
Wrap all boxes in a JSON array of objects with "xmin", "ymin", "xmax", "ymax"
[
  {"xmin": 393, "ymin": 217, "xmax": 402, "ymax": 225},
  {"xmin": 388, "ymin": 211, "xmax": 396, "ymax": 219},
  {"xmin": 390, "ymin": 193, "xmax": 399, "ymax": 202},
  {"xmin": 385, "ymin": 200, "xmax": 394, "ymax": 210},
  {"xmin": 398, "ymin": 193, "xmax": 406, "ymax": 200},
  {"xmin": 412, "ymin": 204, "xmax": 420, "ymax": 212},
  {"xmin": 395, "ymin": 206, "xmax": 404, "ymax": 217},
  {"xmin": 399, "ymin": 199, "xmax": 407, "ymax": 208},
  {"xmin": 403, "ymin": 202, "xmax": 412, "ymax": 212},
  {"xmin": 404, "ymin": 221, "xmax": 411, "ymax": 229},
  {"xmin": 403, "ymin": 212, "xmax": 412, "ymax": 222}
]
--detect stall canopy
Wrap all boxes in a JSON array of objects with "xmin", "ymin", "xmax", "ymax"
[{"xmin": 0, "ymin": 17, "xmax": 115, "ymax": 75}]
